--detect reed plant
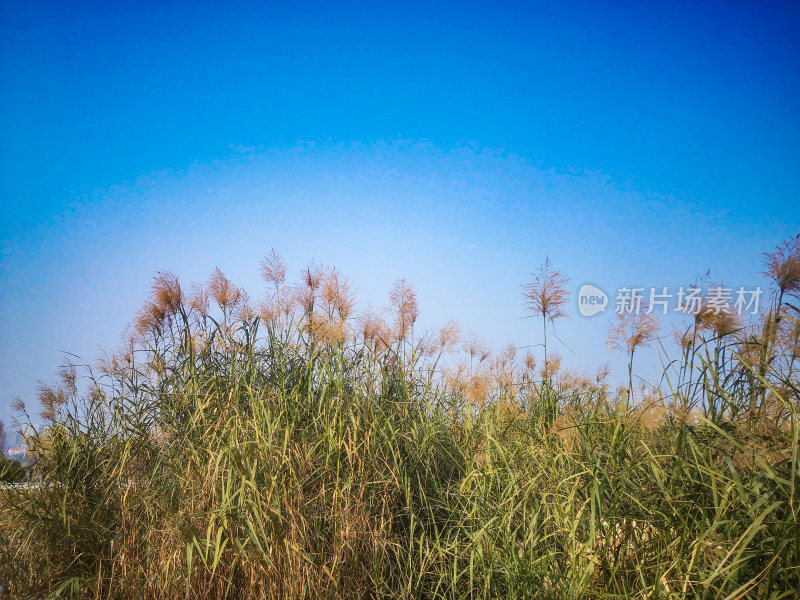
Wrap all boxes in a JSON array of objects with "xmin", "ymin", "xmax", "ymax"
[{"xmin": 1, "ymin": 242, "xmax": 797, "ymax": 599}]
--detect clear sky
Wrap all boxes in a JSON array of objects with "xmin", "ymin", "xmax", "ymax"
[{"xmin": 1, "ymin": 0, "xmax": 798, "ymax": 426}]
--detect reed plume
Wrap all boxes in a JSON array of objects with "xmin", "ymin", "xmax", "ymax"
[
  {"xmin": 389, "ymin": 278, "xmax": 419, "ymax": 342},
  {"xmin": 763, "ymin": 234, "xmax": 800, "ymax": 304},
  {"xmin": 522, "ymin": 258, "xmax": 570, "ymax": 386},
  {"xmin": 135, "ymin": 271, "xmax": 184, "ymax": 335},
  {"xmin": 607, "ymin": 305, "xmax": 660, "ymax": 404},
  {"xmin": 436, "ymin": 319, "xmax": 461, "ymax": 354},
  {"xmin": 208, "ymin": 268, "xmax": 244, "ymax": 312},
  {"xmin": 260, "ymin": 248, "xmax": 288, "ymax": 292}
]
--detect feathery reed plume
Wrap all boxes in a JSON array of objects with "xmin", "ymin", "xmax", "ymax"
[
  {"xmin": 295, "ymin": 284, "xmax": 316, "ymax": 321},
  {"xmin": 208, "ymin": 268, "xmax": 243, "ymax": 312},
  {"xmin": 37, "ymin": 383, "xmax": 67, "ymax": 422},
  {"xmin": 759, "ymin": 234, "xmax": 800, "ymax": 361},
  {"xmin": 389, "ymin": 278, "xmax": 419, "ymax": 342},
  {"xmin": 135, "ymin": 304, "xmax": 165, "ymax": 336},
  {"xmin": 695, "ymin": 303, "xmax": 742, "ymax": 339},
  {"xmin": 58, "ymin": 363, "xmax": 77, "ymax": 394},
  {"xmin": 491, "ymin": 344, "xmax": 517, "ymax": 401},
  {"xmin": 522, "ymin": 258, "xmax": 571, "ymax": 323},
  {"xmin": 96, "ymin": 351, "xmax": 123, "ymax": 379},
  {"xmin": 313, "ymin": 270, "xmax": 353, "ymax": 346},
  {"xmin": 237, "ymin": 291, "xmax": 256, "ymax": 321},
  {"xmin": 552, "ymin": 411, "xmax": 580, "ymax": 452},
  {"xmin": 153, "ymin": 271, "xmax": 183, "ymax": 315},
  {"xmin": 633, "ymin": 393, "xmax": 666, "ymax": 431},
  {"xmin": 595, "ymin": 361, "xmax": 611, "ymax": 385},
  {"xmin": 541, "ymin": 352, "xmax": 562, "ymax": 382},
  {"xmin": 522, "ymin": 258, "xmax": 570, "ymax": 387},
  {"xmin": 607, "ymin": 308, "xmax": 660, "ymax": 355},
  {"xmin": 736, "ymin": 321, "xmax": 766, "ymax": 369},
  {"xmin": 315, "ymin": 319, "xmax": 348, "ymax": 346},
  {"xmin": 321, "ymin": 268, "xmax": 356, "ymax": 322},
  {"xmin": 436, "ymin": 320, "xmax": 461, "ymax": 353},
  {"xmin": 302, "ymin": 263, "xmax": 324, "ymax": 294},
  {"xmin": 259, "ymin": 299, "xmax": 280, "ymax": 329},
  {"xmin": 608, "ymin": 306, "xmax": 660, "ymax": 403},
  {"xmin": 443, "ymin": 362, "xmax": 469, "ymax": 393},
  {"xmin": 750, "ymin": 236, "xmax": 800, "ymax": 414},
  {"xmin": 524, "ymin": 350, "xmax": 536, "ymax": 372},
  {"xmin": 295, "ymin": 263, "xmax": 325, "ymax": 335},
  {"xmin": 500, "ymin": 342, "xmax": 517, "ymax": 364},
  {"xmin": 135, "ymin": 271, "xmax": 184, "ymax": 335},
  {"xmin": 465, "ymin": 372, "xmax": 490, "ymax": 406},
  {"xmin": 674, "ymin": 325, "xmax": 695, "ymax": 350},
  {"xmin": 260, "ymin": 248, "xmax": 288, "ymax": 291},
  {"xmin": 260, "ymin": 285, "xmax": 297, "ymax": 329},
  {"xmin": 188, "ymin": 282, "xmax": 210, "ymax": 317},
  {"xmin": 763, "ymin": 234, "xmax": 800, "ymax": 304},
  {"xmin": 462, "ymin": 331, "xmax": 490, "ymax": 373},
  {"xmin": 359, "ymin": 304, "xmax": 394, "ymax": 353},
  {"xmin": 414, "ymin": 329, "xmax": 436, "ymax": 358}
]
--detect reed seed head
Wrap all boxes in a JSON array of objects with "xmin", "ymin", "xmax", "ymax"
[
  {"xmin": 763, "ymin": 234, "xmax": 800, "ymax": 296},
  {"xmin": 437, "ymin": 320, "xmax": 461, "ymax": 353},
  {"xmin": 695, "ymin": 304, "xmax": 742, "ymax": 338},
  {"xmin": 208, "ymin": 268, "xmax": 243, "ymax": 310},
  {"xmin": 321, "ymin": 268, "xmax": 356, "ymax": 322},
  {"xmin": 389, "ymin": 279, "xmax": 419, "ymax": 341},
  {"xmin": 522, "ymin": 258, "xmax": 571, "ymax": 323},
  {"xmin": 260, "ymin": 248, "xmax": 288, "ymax": 290},
  {"xmin": 607, "ymin": 307, "xmax": 660, "ymax": 355}
]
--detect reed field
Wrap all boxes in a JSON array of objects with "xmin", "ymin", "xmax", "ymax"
[{"xmin": 1, "ymin": 239, "xmax": 798, "ymax": 599}]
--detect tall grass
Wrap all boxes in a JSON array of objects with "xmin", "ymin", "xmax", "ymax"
[{"xmin": 1, "ymin": 243, "xmax": 798, "ymax": 599}]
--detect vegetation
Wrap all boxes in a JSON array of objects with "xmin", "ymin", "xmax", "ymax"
[
  {"xmin": 1, "ymin": 239, "xmax": 798, "ymax": 599},
  {"xmin": 0, "ymin": 460, "xmax": 24, "ymax": 485}
]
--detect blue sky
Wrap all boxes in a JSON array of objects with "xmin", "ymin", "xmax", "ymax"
[{"xmin": 1, "ymin": 1, "xmax": 799, "ymax": 426}]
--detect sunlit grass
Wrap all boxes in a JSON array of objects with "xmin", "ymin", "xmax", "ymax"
[{"xmin": 1, "ymin": 239, "xmax": 798, "ymax": 599}]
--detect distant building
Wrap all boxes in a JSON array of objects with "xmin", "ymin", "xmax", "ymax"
[
  {"xmin": 7, "ymin": 446, "xmax": 28, "ymax": 460},
  {"xmin": 4, "ymin": 423, "xmax": 38, "ymax": 463}
]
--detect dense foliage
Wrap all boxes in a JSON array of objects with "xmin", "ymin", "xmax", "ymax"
[{"xmin": 1, "ymin": 241, "xmax": 798, "ymax": 599}]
